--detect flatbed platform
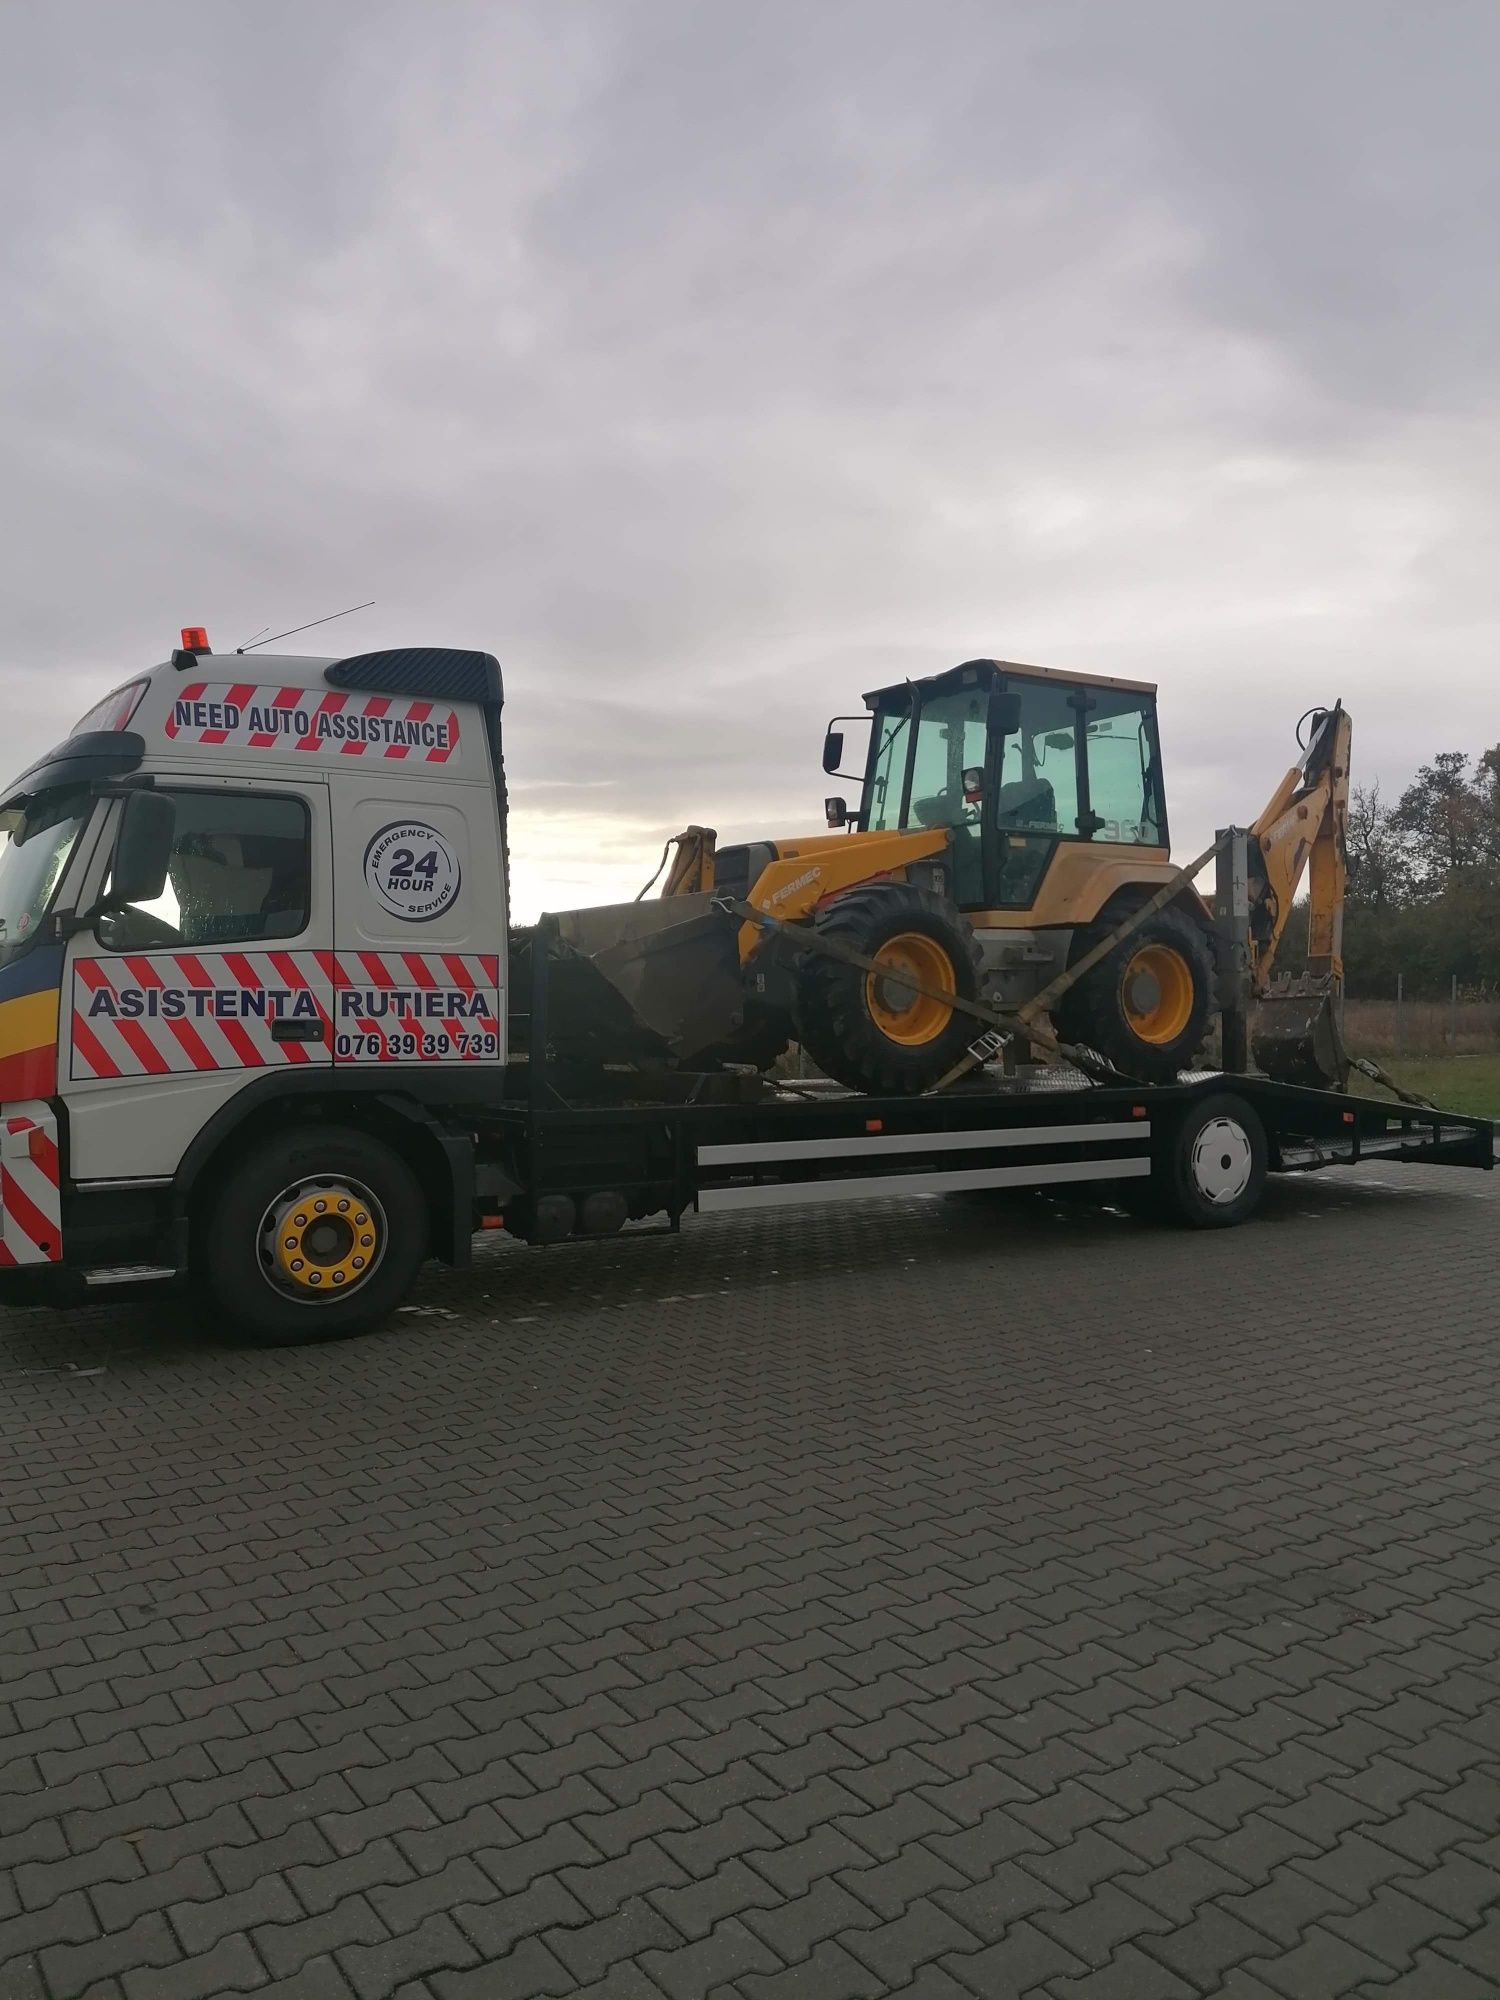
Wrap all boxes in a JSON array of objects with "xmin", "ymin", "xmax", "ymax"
[{"xmin": 495, "ymin": 1061, "xmax": 1493, "ymax": 1236}]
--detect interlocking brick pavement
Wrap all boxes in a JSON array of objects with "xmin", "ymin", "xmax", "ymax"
[{"xmin": 2, "ymin": 1161, "xmax": 1497, "ymax": 1998}]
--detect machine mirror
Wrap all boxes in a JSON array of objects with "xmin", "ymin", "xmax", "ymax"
[
  {"xmin": 988, "ymin": 689, "xmax": 1022, "ymax": 737},
  {"xmin": 825, "ymin": 796, "xmax": 849, "ymax": 828},
  {"xmin": 112, "ymin": 790, "xmax": 176, "ymax": 904},
  {"xmin": 822, "ymin": 729, "xmax": 845, "ymax": 774}
]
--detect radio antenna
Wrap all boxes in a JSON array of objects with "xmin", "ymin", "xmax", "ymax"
[
  {"xmin": 235, "ymin": 626, "xmax": 271, "ymax": 651},
  {"xmin": 238, "ymin": 600, "xmax": 375, "ymax": 654}
]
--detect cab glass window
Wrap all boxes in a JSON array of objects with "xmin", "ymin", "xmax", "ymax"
[
  {"xmin": 0, "ymin": 787, "xmax": 91, "ymax": 967},
  {"xmin": 100, "ymin": 791, "xmax": 310, "ymax": 952},
  {"xmin": 903, "ymin": 690, "xmax": 987, "ymax": 831},
  {"xmin": 1085, "ymin": 692, "xmax": 1163, "ymax": 845},
  {"xmin": 995, "ymin": 681, "xmax": 1081, "ymax": 836},
  {"xmin": 865, "ymin": 698, "xmax": 913, "ymax": 831}
]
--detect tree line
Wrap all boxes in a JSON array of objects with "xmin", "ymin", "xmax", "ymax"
[{"xmin": 1281, "ymin": 742, "xmax": 1500, "ymax": 997}]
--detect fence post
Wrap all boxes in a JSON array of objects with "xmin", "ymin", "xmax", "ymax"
[
  {"xmin": 1450, "ymin": 971, "xmax": 1458, "ymax": 1051},
  {"xmin": 1396, "ymin": 972, "xmax": 1403, "ymax": 1056}
]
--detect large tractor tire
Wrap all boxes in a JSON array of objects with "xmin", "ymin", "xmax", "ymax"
[
  {"xmin": 794, "ymin": 883, "xmax": 984, "ymax": 1095},
  {"xmin": 1054, "ymin": 905, "xmax": 1214, "ymax": 1083}
]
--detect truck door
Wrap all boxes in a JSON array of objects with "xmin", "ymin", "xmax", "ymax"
[{"xmin": 63, "ymin": 777, "xmax": 333, "ymax": 1181}]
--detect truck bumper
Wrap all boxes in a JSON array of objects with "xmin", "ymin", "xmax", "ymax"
[{"xmin": 0, "ymin": 1101, "xmax": 64, "ymax": 1269}]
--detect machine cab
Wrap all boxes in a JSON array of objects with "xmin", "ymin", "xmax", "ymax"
[{"xmin": 844, "ymin": 658, "xmax": 1169, "ymax": 912}]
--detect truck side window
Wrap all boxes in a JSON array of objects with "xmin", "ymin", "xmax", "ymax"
[{"xmin": 99, "ymin": 791, "xmax": 311, "ymax": 951}]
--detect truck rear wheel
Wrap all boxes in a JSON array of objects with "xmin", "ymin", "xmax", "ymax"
[
  {"xmin": 794, "ymin": 883, "xmax": 984, "ymax": 1095},
  {"xmin": 1054, "ymin": 907, "xmax": 1213, "ymax": 1082},
  {"xmin": 1159, "ymin": 1092, "xmax": 1267, "ymax": 1227},
  {"xmin": 199, "ymin": 1125, "xmax": 428, "ymax": 1344}
]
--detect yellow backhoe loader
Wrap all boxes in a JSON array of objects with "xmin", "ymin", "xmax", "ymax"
[{"xmin": 547, "ymin": 657, "xmax": 1350, "ymax": 1096}]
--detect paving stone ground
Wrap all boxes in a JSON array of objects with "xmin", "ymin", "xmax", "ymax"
[{"xmin": 2, "ymin": 1161, "xmax": 1498, "ymax": 2000}]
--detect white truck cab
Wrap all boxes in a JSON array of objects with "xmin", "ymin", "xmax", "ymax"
[{"xmin": 0, "ymin": 635, "xmax": 509, "ymax": 1333}]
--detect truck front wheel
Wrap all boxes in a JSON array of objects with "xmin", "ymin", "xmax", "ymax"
[{"xmin": 199, "ymin": 1125, "xmax": 428, "ymax": 1344}]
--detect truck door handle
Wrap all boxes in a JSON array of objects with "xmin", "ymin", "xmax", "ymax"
[{"xmin": 272, "ymin": 1018, "xmax": 326, "ymax": 1044}]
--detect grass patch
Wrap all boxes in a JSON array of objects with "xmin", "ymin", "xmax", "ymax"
[{"xmin": 1350, "ymin": 1054, "xmax": 1500, "ymax": 1121}]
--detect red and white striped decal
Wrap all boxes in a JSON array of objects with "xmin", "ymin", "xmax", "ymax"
[
  {"xmin": 68, "ymin": 951, "xmax": 503, "ymax": 1079},
  {"xmin": 163, "ymin": 683, "xmax": 460, "ymax": 764},
  {"xmin": 0, "ymin": 1102, "xmax": 62, "ymax": 1266},
  {"xmin": 69, "ymin": 952, "xmax": 335, "ymax": 1080},
  {"xmin": 326, "ymin": 952, "xmax": 502, "ymax": 1065}
]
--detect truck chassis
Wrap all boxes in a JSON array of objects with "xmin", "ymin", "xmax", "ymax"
[{"xmin": 7, "ymin": 926, "xmax": 1488, "ymax": 1333}]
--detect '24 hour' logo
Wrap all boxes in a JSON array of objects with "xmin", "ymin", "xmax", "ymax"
[{"xmin": 363, "ymin": 821, "xmax": 461, "ymax": 923}]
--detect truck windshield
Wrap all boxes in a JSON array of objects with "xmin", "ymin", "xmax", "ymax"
[{"xmin": 0, "ymin": 787, "xmax": 91, "ymax": 967}]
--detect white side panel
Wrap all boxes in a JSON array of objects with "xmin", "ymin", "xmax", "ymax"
[
  {"xmin": 329, "ymin": 772, "xmax": 508, "ymax": 1066},
  {"xmin": 65, "ymin": 1069, "xmax": 282, "ymax": 1180},
  {"xmin": 698, "ymin": 1156, "xmax": 1152, "ymax": 1211},
  {"xmin": 699, "ymin": 1121, "xmax": 1148, "ymax": 1165}
]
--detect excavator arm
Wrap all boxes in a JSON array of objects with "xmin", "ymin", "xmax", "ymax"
[
  {"xmin": 661, "ymin": 825, "xmax": 717, "ymax": 896},
  {"xmin": 1244, "ymin": 703, "xmax": 1352, "ymax": 1085}
]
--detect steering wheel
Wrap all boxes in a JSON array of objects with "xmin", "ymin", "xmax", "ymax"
[{"xmin": 102, "ymin": 909, "xmax": 183, "ymax": 949}]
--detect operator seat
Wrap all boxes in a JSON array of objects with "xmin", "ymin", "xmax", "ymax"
[{"xmin": 995, "ymin": 776, "xmax": 1057, "ymax": 831}]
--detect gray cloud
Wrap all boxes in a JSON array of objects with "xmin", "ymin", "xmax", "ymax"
[{"xmin": 2, "ymin": 0, "xmax": 1496, "ymax": 916}]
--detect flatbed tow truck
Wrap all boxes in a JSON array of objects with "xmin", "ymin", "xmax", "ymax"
[{"xmin": 0, "ymin": 635, "xmax": 1488, "ymax": 1344}]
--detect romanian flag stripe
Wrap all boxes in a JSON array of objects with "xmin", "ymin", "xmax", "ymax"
[{"xmin": 0, "ymin": 945, "xmax": 62, "ymax": 1103}]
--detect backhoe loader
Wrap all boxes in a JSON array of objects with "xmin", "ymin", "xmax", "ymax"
[{"xmin": 548, "ymin": 657, "xmax": 1351, "ymax": 1096}]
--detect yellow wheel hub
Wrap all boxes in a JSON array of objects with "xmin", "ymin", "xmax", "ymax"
[
  {"xmin": 270, "ymin": 1182, "xmax": 381, "ymax": 1295},
  {"xmin": 1121, "ymin": 942, "xmax": 1195, "ymax": 1045},
  {"xmin": 865, "ymin": 932, "xmax": 956, "ymax": 1046}
]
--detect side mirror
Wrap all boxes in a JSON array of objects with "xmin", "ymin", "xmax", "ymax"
[
  {"xmin": 112, "ymin": 790, "xmax": 176, "ymax": 904},
  {"xmin": 988, "ymin": 688, "xmax": 1022, "ymax": 738},
  {"xmin": 822, "ymin": 729, "xmax": 845, "ymax": 775},
  {"xmin": 825, "ymin": 796, "xmax": 849, "ymax": 828}
]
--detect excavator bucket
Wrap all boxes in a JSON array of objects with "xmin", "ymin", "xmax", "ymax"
[
  {"xmin": 539, "ymin": 895, "xmax": 749, "ymax": 1069},
  {"xmin": 1251, "ymin": 976, "xmax": 1349, "ymax": 1090}
]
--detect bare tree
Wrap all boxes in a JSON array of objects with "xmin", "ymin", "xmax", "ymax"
[{"xmin": 1345, "ymin": 781, "xmax": 1406, "ymax": 912}]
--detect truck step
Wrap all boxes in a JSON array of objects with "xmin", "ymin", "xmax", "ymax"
[{"xmin": 83, "ymin": 1265, "xmax": 180, "ymax": 1287}]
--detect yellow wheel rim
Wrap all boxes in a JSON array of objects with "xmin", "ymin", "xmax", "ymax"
[
  {"xmin": 1120, "ymin": 942, "xmax": 1195, "ymax": 1045},
  {"xmin": 864, "ymin": 932, "xmax": 956, "ymax": 1046},
  {"xmin": 265, "ymin": 1180, "xmax": 383, "ymax": 1297}
]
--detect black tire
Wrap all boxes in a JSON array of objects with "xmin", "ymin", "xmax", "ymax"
[
  {"xmin": 1158, "ymin": 1092, "xmax": 1267, "ymax": 1227},
  {"xmin": 794, "ymin": 883, "xmax": 985, "ymax": 1095},
  {"xmin": 198, "ymin": 1125, "xmax": 428, "ymax": 1345},
  {"xmin": 1054, "ymin": 905, "xmax": 1214, "ymax": 1082}
]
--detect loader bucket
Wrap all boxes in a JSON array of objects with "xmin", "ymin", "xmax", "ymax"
[
  {"xmin": 1251, "ymin": 977, "xmax": 1348, "ymax": 1090},
  {"xmin": 542, "ymin": 895, "xmax": 749, "ymax": 1069}
]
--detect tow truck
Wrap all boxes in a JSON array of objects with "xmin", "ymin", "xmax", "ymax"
[{"xmin": 0, "ymin": 633, "xmax": 1488, "ymax": 1343}]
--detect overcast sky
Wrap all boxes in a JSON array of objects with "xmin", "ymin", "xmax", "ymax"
[{"xmin": 3, "ymin": 1, "xmax": 1496, "ymax": 918}]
